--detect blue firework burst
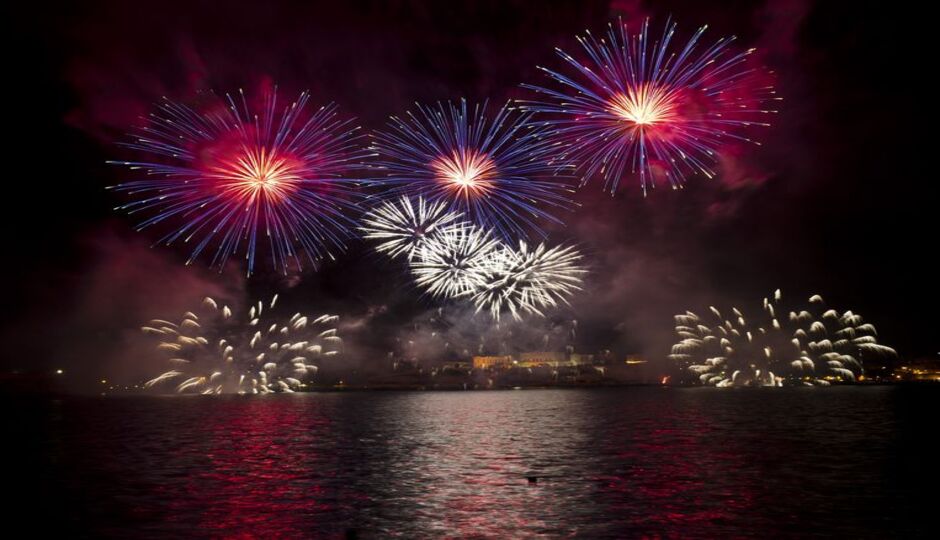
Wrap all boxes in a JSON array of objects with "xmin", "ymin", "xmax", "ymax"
[{"xmin": 369, "ymin": 99, "xmax": 576, "ymax": 241}]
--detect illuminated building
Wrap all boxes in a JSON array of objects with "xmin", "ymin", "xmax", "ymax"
[
  {"xmin": 518, "ymin": 351, "xmax": 567, "ymax": 367},
  {"xmin": 474, "ymin": 352, "xmax": 604, "ymax": 370},
  {"xmin": 894, "ymin": 357, "xmax": 940, "ymax": 382},
  {"xmin": 472, "ymin": 355, "xmax": 513, "ymax": 369}
]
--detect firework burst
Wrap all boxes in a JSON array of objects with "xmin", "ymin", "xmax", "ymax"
[
  {"xmin": 410, "ymin": 223, "xmax": 502, "ymax": 300},
  {"xmin": 522, "ymin": 17, "xmax": 778, "ymax": 194},
  {"xmin": 472, "ymin": 241, "xmax": 586, "ymax": 321},
  {"xmin": 109, "ymin": 89, "xmax": 373, "ymax": 276},
  {"xmin": 359, "ymin": 196, "xmax": 464, "ymax": 260},
  {"xmin": 143, "ymin": 295, "xmax": 341, "ymax": 394},
  {"xmin": 370, "ymin": 99, "xmax": 576, "ymax": 240}
]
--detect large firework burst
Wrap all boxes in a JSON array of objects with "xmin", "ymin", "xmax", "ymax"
[
  {"xmin": 359, "ymin": 196, "xmax": 463, "ymax": 260},
  {"xmin": 472, "ymin": 241, "xmax": 586, "ymax": 321},
  {"xmin": 143, "ymin": 295, "xmax": 341, "ymax": 394},
  {"xmin": 410, "ymin": 223, "xmax": 502, "ymax": 299},
  {"xmin": 370, "ymin": 99, "xmax": 575, "ymax": 240},
  {"xmin": 522, "ymin": 18, "xmax": 778, "ymax": 194},
  {"xmin": 109, "ymin": 89, "xmax": 372, "ymax": 276}
]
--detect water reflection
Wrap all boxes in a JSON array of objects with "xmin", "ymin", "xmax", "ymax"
[{"xmin": 17, "ymin": 387, "xmax": 931, "ymax": 537}]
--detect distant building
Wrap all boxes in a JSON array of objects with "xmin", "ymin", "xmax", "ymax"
[
  {"xmin": 474, "ymin": 352, "xmax": 604, "ymax": 370},
  {"xmin": 894, "ymin": 357, "xmax": 940, "ymax": 382},
  {"xmin": 518, "ymin": 351, "xmax": 567, "ymax": 367},
  {"xmin": 472, "ymin": 355, "xmax": 513, "ymax": 369}
]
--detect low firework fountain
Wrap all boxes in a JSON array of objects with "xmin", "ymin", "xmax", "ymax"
[
  {"xmin": 787, "ymin": 295, "xmax": 896, "ymax": 384},
  {"xmin": 670, "ymin": 291, "xmax": 785, "ymax": 387},
  {"xmin": 143, "ymin": 295, "xmax": 341, "ymax": 394},
  {"xmin": 671, "ymin": 290, "xmax": 896, "ymax": 386}
]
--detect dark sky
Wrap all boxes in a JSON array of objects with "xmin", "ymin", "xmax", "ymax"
[{"xmin": 2, "ymin": 0, "xmax": 935, "ymax": 388}]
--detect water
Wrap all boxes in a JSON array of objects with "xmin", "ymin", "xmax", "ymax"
[{"xmin": 9, "ymin": 386, "xmax": 936, "ymax": 537}]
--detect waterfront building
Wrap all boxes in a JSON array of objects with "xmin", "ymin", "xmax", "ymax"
[{"xmin": 472, "ymin": 355, "xmax": 513, "ymax": 369}]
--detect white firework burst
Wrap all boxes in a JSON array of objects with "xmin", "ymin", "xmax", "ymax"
[
  {"xmin": 410, "ymin": 223, "xmax": 501, "ymax": 299},
  {"xmin": 472, "ymin": 241, "xmax": 585, "ymax": 321},
  {"xmin": 360, "ymin": 196, "xmax": 464, "ymax": 260}
]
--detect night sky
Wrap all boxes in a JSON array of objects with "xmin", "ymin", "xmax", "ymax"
[{"xmin": 3, "ymin": 0, "xmax": 935, "ymax": 390}]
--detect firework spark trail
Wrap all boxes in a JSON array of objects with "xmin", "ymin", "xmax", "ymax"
[
  {"xmin": 143, "ymin": 295, "xmax": 341, "ymax": 394},
  {"xmin": 522, "ymin": 17, "xmax": 779, "ymax": 194},
  {"xmin": 472, "ymin": 241, "xmax": 586, "ymax": 321},
  {"xmin": 370, "ymin": 99, "xmax": 576, "ymax": 240},
  {"xmin": 109, "ymin": 89, "xmax": 373, "ymax": 276},
  {"xmin": 671, "ymin": 290, "xmax": 896, "ymax": 387},
  {"xmin": 359, "ymin": 196, "xmax": 464, "ymax": 260}
]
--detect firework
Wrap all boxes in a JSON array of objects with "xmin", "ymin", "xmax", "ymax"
[
  {"xmin": 472, "ymin": 241, "xmax": 586, "ymax": 321},
  {"xmin": 143, "ymin": 295, "xmax": 341, "ymax": 394},
  {"xmin": 670, "ymin": 299, "xmax": 784, "ymax": 387},
  {"xmin": 787, "ymin": 295, "xmax": 896, "ymax": 384},
  {"xmin": 410, "ymin": 223, "xmax": 502, "ymax": 300},
  {"xmin": 522, "ymin": 18, "xmax": 778, "ymax": 194},
  {"xmin": 370, "ymin": 99, "xmax": 575, "ymax": 240},
  {"xmin": 671, "ymin": 290, "xmax": 897, "ymax": 386},
  {"xmin": 109, "ymin": 89, "xmax": 373, "ymax": 276},
  {"xmin": 359, "ymin": 196, "xmax": 464, "ymax": 260}
]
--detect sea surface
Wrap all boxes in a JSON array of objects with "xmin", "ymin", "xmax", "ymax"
[{"xmin": 8, "ymin": 386, "xmax": 937, "ymax": 538}]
